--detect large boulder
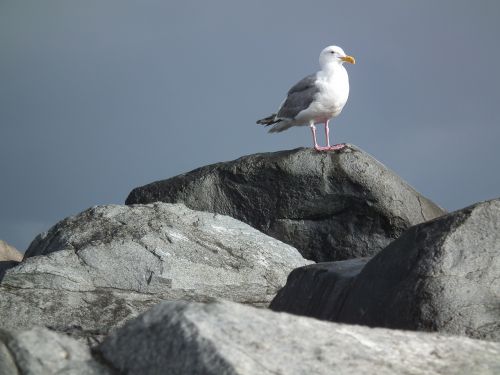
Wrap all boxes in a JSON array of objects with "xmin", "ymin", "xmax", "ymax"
[
  {"xmin": 96, "ymin": 300, "xmax": 500, "ymax": 375},
  {"xmin": 270, "ymin": 257, "xmax": 370, "ymax": 319},
  {"xmin": 0, "ymin": 240, "xmax": 22, "ymax": 262},
  {"xmin": 337, "ymin": 198, "xmax": 500, "ymax": 341},
  {"xmin": 3, "ymin": 300, "xmax": 499, "ymax": 374},
  {"xmin": 0, "ymin": 203, "xmax": 308, "ymax": 344},
  {"xmin": 0, "ymin": 327, "xmax": 108, "ymax": 375},
  {"xmin": 126, "ymin": 146, "xmax": 445, "ymax": 261}
]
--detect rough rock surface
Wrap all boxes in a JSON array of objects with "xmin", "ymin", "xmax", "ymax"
[
  {"xmin": 270, "ymin": 257, "xmax": 370, "ymax": 320},
  {"xmin": 338, "ymin": 198, "xmax": 500, "ymax": 341},
  {"xmin": 0, "ymin": 239, "xmax": 23, "ymax": 262},
  {"xmin": 0, "ymin": 261, "xmax": 18, "ymax": 281},
  {"xmin": 0, "ymin": 203, "xmax": 308, "ymax": 343},
  {"xmin": 126, "ymin": 146, "xmax": 445, "ymax": 261},
  {"xmin": 0, "ymin": 288, "xmax": 163, "ymax": 347},
  {"xmin": 97, "ymin": 300, "xmax": 500, "ymax": 375},
  {"xmin": 0, "ymin": 327, "xmax": 108, "ymax": 375}
]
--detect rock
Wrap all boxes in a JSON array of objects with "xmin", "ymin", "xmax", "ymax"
[
  {"xmin": 0, "ymin": 241, "xmax": 22, "ymax": 281},
  {"xmin": 21, "ymin": 202, "xmax": 308, "ymax": 305},
  {"xmin": 126, "ymin": 146, "xmax": 445, "ymax": 261},
  {"xmin": 0, "ymin": 261, "xmax": 19, "ymax": 281},
  {"xmin": 0, "ymin": 287, "xmax": 164, "ymax": 347},
  {"xmin": 0, "ymin": 240, "xmax": 23, "ymax": 262},
  {"xmin": 0, "ymin": 203, "xmax": 309, "ymax": 343},
  {"xmin": 96, "ymin": 300, "xmax": 500, "ymax": 375},
  {"xmin": 337, "ymin": 198, "xmax": 500, "ymax": 341},
  {"xmin": 270, "ymin": 257, "xmax": 370, "ymax": 320},
  {"xmin": 0, "ymin": 327, "xmax": 108, "ymax": 375}
]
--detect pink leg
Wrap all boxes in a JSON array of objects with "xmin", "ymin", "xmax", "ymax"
[
  {"xmin": 310, "ymin": 124, "xmax": 329, "ymax": 151},
  {"xmin": 325, "ymin": 120, "xmax": 346, "ymax": 151},
  {"xmin": 325, "ymin": 119, "xmax": 331, "ymax": 148}
]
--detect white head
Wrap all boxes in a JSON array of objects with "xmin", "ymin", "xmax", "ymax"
[{"xmin": 319, "ymin": 45, "xmax": 356, "ymax": 69}]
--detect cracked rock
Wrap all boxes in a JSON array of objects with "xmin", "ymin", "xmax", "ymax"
[
  {"xmin": 96, "ymin": 299, "xmax": 500, "ymax": 375},
  {"xmin": 126, "ymin": 145, "xmax": 445, "ymax": 261},
  {"xmin": 0, "ymin": 203, "xmax": 309, "ymax": 344},
  {"xmin": 0, "ymin": 327, "xmax": 108, "ymax": 375}
]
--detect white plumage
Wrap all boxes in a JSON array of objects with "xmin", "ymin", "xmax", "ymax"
[{"xmin": 257, "ymin": 45, "xmax": 355, "ymax": 151}]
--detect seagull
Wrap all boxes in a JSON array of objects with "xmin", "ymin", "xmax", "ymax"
[{"xmin": 257, "ymin": 45, "xmax": 355, "ymax": 151}]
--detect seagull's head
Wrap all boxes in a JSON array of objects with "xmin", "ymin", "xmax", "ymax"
[{"xmin": 319, "ymin": 45, "xmax": 356, "ymax": 68}]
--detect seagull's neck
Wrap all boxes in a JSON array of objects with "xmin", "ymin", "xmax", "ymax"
[{"xmin": 319, "ymin": 62, "xmax": 345, "ymax": 77}]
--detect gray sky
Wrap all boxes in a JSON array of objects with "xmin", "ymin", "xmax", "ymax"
[{"xmin": 1, "ymin": 0, "xmax": 499, "ymax": 251}]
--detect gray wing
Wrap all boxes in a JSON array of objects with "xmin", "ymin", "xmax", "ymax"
[{"xmin": 277, "ymin": 73, "xmax": 319, "ymax": 120}]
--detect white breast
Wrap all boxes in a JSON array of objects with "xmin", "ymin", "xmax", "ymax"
[{"xmin": 313, "ymin": 66, "xmax": 350, "ymax": 118}]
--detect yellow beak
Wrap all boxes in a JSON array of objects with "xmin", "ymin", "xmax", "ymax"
[{"xmin": 340, "ymin": 55, "xmax": 356, "ymax": 64}]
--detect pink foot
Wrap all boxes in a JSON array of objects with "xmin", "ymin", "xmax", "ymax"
[
  {"xmin": 314, "ymin": 145, "xmax": 331, "ymax": 152},
  {"xmin": 328, "ymin": 143, "xmax": 346, "ymax": 151}
]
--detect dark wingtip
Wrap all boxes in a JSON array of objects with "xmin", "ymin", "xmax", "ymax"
[{"xmin": 257, "ymin": 114, "xmax": 279, "ymax": 126}]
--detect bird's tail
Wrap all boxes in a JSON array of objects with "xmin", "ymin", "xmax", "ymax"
[
  {"xmin": 267, "ymin": 121, "xmax": 294, "ymax": 133},
  {"xmin": 256, "ymin": 114, "xmax": 282, "ymax": 126}
]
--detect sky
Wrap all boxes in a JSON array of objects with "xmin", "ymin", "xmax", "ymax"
[{"xmin": 1, "ymin": 0, "xmax": 499, "ymax": 251}]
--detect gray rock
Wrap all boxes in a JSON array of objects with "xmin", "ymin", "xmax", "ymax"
[
  {"xmin": 338, "ymin": 198, "xmax": 500, "ymax": 341},
  {"xmin": 0, "ymin": 327, "xmax": 108, "ymax": 375},
  {"xmin": 97, "ymin": 300, "xmax": 500, "ymax": 375},
  {"xmin": 126, "ymin": 146, "xmax": 445, "ymax": 261},
  {"xmin": 0, "ymin": 239, "xmax": 23, "ymax": 262},
  {"xmin": 0, "ymin": 260, "xmax": 18, "ymax": 280},
  {"xmin": 0, "ymin": 287, "xmax": 163, "ymax": 347},
  {"xmin": 270, "ymin": 257, "xmax": 370, "ymax": 320},
  {"xmin": 20, "ymin": 202, "xmax": 309, "ymax": 305},
  {"xmin": 0, "ymin": 203, "xmax": 308, "ymax": 343}
]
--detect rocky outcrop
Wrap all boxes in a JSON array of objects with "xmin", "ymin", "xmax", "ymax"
[
  {"xmin": 270, "ymin": 199, "xmax": 500, "ymax": 342},
  {"xmin": 336, "ymin": 199, "xmax": 500, "ymax": 341},
  {"xmin": 0, "ymin": 203, "xmax": 308, "ymax": 344},
  {"xmin": 3, "ymin": 144, "xmax": 497, "ymax": 372},
  {"xmin": 270, "ymin": 257, "xmax": 370, "ymax": 319},
  {"xmin": 0, "ymin": 240, "xmax": 22, "ymax": 262},
  {"xmin": 3, "ymin": 300, "xmax": 499, "ymax": 374},
  {"xmin": 96, "ymin": 300, "xmax": 500, "ymax": 375},
  {"xmin": 126, "ymin": 146, "xmax": 445, "ymax": 261},
  {"xmin": 0, "ymin": 327, "xmax": 108, "ymax": 375}
]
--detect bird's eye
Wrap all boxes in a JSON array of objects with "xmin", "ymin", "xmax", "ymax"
[{"xmin": 330, "ymin": 51, "xmax": 335, "ymax": 54}]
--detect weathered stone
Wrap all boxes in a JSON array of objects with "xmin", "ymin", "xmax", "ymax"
[
  {"xmin": 0, "ymin": 261, "xmax": 18, "ymax": 281},
  {"xmin": 0, "ymin": 203, "xmax": 308, "ymax": 343},
  {"xmin": 126, "ymin": 146, "xmax": 445, "ymax": 261},
  {"xmin": 97, "ymin": 300, "xmax": 500, "ymax": 375},
  {"xmin": 270, "ymin": 257, "xmax": 370, "ymax": 320},
  {"xmin": 0, "ymin": 287, "xmax": 163, "ymax": 347},
  {"xmin": 0, "ymin": 327, "xmax": 108, "ymax": 375},
  {"xmin": 0, "ymin": 240, "xmax": 22, "ymax": 262},
  {"xmin": 338, "ymin": 198, "xmax": 500, "ymax": 341}
]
